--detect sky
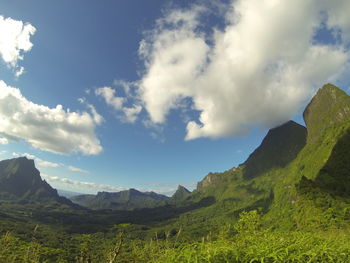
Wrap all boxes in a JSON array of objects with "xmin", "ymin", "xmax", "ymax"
[{"xmin": 1, "ymin": 0, "xmax": 350, "ymax": 196}]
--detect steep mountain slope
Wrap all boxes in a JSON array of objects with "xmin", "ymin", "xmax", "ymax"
[
  {"xmin": 0, "ymin": 157, "xmax": 71, "ymax": 205},
  {"xmin": 170, "ymin": 84, "xmax": 350, "ymax": 236},
  {"xmin": 243, "ymin": 120, "xmax": 307, "ymax": 179},
  {"xmin": 169, "ymin": 185, "xmax": 191, "ymax": 203},
  {"xmin": 70, "ymin": 188, "xmax": 169, "ymax": 210},
  {"xmin": 303, "ymin": 83, "xmax": 350, "ymax": 142}
]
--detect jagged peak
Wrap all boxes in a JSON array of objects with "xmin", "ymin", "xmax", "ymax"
[
  {"xmin": 176, "ymin": 185, "xmax": 190, "ymax": 193},
  {"xmin": 303, "ymin": 83, "xmax": 350, "ymax": 141}
]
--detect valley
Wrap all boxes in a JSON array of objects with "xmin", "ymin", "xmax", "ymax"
[{"xmin": 1, "ymin": 84, "xmax": 350, "ymax": 262}]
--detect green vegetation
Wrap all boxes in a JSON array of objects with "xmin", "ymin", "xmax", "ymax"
[
  {"xmin": 0, "ymin": 84, "xmax": 350, "ymax": 262},
  {"xmin": 1, "ymin": 210, "xmax": 350, "ymax": 262}
]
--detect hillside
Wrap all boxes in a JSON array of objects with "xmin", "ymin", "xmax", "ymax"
[
  {"xmin": 1, "ymin": 84, "xmax": 350, "ymax": 262},
  {"xmin": 169, "ymin": 185, "xmax": 191, "ymax": 203},
  {"xmin": 167, "ymin": 83, "xmax": 350, "ymax": 236},
  {"xmin": 0, "ymin": 157, "xmax": 72, "ymax": 205}
]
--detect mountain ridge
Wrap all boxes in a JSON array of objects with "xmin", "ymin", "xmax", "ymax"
[{"xmin": 0, "ymin": 157, "xmax": 72, "ymax": 205}]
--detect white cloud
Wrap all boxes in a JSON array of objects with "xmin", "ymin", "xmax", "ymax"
[
  {"xmin": 78, "ymin": 97, "xmax": 104, "ymax": 125},
  {"xmin": 12, "ymin": 152, "xmax": 62, "ymax": 168},
  {"xmin": 41, "ymin": 174, "xmax": 126, "ymax": 192},
  {"xmin": 0, "ymin": 15, "xmax": 36, "ymax": 71},
  {"xmin": 123, "ymin": 105, "xmax": 142, "ymax": 123},
  {"xmin": 68, "ymin": 165, "xmax": 90, "ymax": 175},
  {"xmin": 96, "ymin": 87, "xmax": 125, "ymax": 110},
  {"xmin": 137, "ymin": 0, "xmax": 350, "ymax": 140},
  {"xmin": 96, "ymin": 86, "xmax": 142, "ymax": 123},
  {"xmin": 0, "ymin": 80, "xmax": 102, "ymax": 155},
  {"xmin": 0, "ymin": 137, "xmax": 8, "ymax": 144}
]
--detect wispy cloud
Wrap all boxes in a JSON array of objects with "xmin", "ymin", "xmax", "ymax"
[
  {"xmin": 95, "ymin": 86, "xmax": 142, "ymax": 123},
  {"xmin": 41, "ymin": 174, "xmax": 126, "ymax": 192},
  {"xmin": 68, "ymin": 165, "xmax": 90, "ymax": 175}
]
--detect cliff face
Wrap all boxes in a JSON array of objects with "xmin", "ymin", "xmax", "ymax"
[
  {"xmin": 197, "ymin": 172, "xmax": 230, "ymax": 192},
  {"xmin": 170, "ymin": 185, "xmax": 191, "ymax": 203},
  {"xmin": 243, "ymin": 121, "xmax": 307, "ymax": 179},
  {"xmin": 0, "ymin": 157, "xmax": 55, "ymax": 199},
  {"xmin": 303, "ymin": 83, "xmax": 350, "ymax": 141},
  {"xmin": 195, "ymin": 84, "xmax": 350, "ymax": 193},
  {"xmin": 0, "ymin": 157, "xmax": 72, "ymax": 205}
]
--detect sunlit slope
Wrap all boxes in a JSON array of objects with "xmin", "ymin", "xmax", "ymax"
[{"xmin": 171, "ymin": 84, "xmax": 350, "ymax": 235}]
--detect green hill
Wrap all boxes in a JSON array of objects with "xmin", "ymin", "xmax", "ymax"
[
  {"xmin": 166, "ymin": 83, "xmax": 350, "ymax": 236},
  {"xmin": 1, "ymin": 84, "xmax": 350, "ymax": 262}
]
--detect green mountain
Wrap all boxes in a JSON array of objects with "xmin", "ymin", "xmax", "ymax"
[
  {"xmin": 1, "ymin": 84, "xmax": 350, "ymax": 262},
  {"xmin": 169, "ymin": 185, "xmax": 191, "ymax": 203},
  {"xmin": 243, "ymin": 120, "xmax": 307, "ymax": 179},
  {"xmin": 170, "ymin": 83, "xmax": 350, "ymax": 235},
  {"xmin": 70, "ymin": 188, "xmax": 169, "ymax": 210},
  {"xmin": 0, "ymin": 157, "xmax": 72, "ymax": 205}
]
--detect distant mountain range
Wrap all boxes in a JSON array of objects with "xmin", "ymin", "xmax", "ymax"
[
  {"xmin": 70, "ymin": 184, "xmax": 192, "ymax": 210},
  {"xmin": 0, "ymin": 156, "xmax": 191, "ymax": 210},
  {"xmin": 57, "ymin": 189, "xmax": 83, "ymax": 198}
]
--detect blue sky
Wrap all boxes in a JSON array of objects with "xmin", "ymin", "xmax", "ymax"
[{"xmin": 1, "ymin": 0, "xmax": 350, "ymax": 195}]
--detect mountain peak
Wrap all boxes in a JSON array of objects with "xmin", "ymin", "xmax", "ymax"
[
  {"xmin": 170, "ymin": 185, "xmax": 191, "ymax": 203},
  {"xmin": 0, "ymin": 157, "xmax": 70, "ymax": 204},
  {"xmin": 303, "ymin": 84, "xmax": 350, "ymax": 141},
  {"xmin": 243, "ymin": 120, "xmax": 307, "ymax": 179}
]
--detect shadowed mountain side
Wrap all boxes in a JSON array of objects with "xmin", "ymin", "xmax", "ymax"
[
  {"xmin": 297, "ymin": 127, "xmax": 350, "ymax": 197},
  {"xmin": 242, "ymin": 121, "xmax": 307, "ymax": 179},
  {"xmin": 0, "ymin": 157, "xmax": 73, "ymax": 206}
]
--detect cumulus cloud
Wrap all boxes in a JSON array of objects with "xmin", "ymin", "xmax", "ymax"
[
  {"xmin": 41, "ymin": 174, "xmax": 126, "ymax": 192},
  {"xmin": 68, "ymin": 165, "xmax": 90, "ymax": 175},
  {"xmin": 96, "ymin": 86, "xmax": 142, "ymax": 123},
  {"xmin": 0, "ymin": 15, "xmax": 36, "ymax": 71},
  {"xmin": 137, "ymin": 0, "xmax": 350, "ymax": 140},
  {"xmin": 0, "ymin": 80, "xmax": 102, "ymax": 155}
]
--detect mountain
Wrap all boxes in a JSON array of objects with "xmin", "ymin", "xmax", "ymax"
[
  {"xmin": 303, "ymin": 83, "xmax": 350, "ymax": 142},
  {"xmin": 70, "ymin": 188, "xmax": 169, "ymax": 210},
  {"xmin": 57, "ymin": 189, "xmax": 83, "ymax": 198},
  {"xmin": 243, "ymin": 120, "xmax": 307, "ymax": 179},
  {"xmin": 1, "ymin": 83, "xmax": 350, "ymax": 261},
  {"xmin": 0, "ymin": 157, "xmax": 71, "ymax": 205},
  {"xmin": 173, "ymin": 83, "xmax": 350, "ymax": 235},
  {"xmin": 169, "ymin": 185, "xmax": 191, "ymax": 203}
]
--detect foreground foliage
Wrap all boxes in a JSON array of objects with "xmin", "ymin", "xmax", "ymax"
[{"xmin": 1, "ymin": 211, "xmax": 350, "ymax": 263}]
